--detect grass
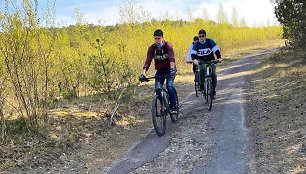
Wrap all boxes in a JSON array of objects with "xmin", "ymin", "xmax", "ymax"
[
  {"xmin": 219, "ymin": 39, "xmax": 285, "ymax": 70},
  {"xmin": 245, "ymin": 47, "xmax": 306, "ymax": 173},
  {"xmin": 0, "ymin": 70, "xmax": 197, "ymax": 173}
]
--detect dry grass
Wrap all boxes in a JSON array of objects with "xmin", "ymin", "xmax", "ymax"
[
  {"xmin": 245, "ymin": 47, "xmax": 306, "ymax": 173},
  {"xmin": 219, "ymin": 39, "xmax": 285, "ymax": 70},
  {"xmin": 0, "ymin": 76, "xmax": 195, "ymax": 173}
]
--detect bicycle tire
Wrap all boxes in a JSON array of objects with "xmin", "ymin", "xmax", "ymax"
[
  {"xmin": 152, "ymin": 94, "xmax": 167, "ymax": 136},
  {"xmin": 207, "ymin": 78, "xmax": 213, "ymax": 111},
  {"xmin": 195, "ymin": 79, "xmax": 199, "ymax": 97},
  {"xmin": 205, "ymin": 78, "xmax": 208, "ymax": 104},
  {"xmin": 170, "ymin": 88, "xmax": 180, "ymax": 122}
]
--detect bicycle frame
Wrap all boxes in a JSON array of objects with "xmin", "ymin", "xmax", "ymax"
[
  {"xmin": 202, "ymin": 62, "xmax": 215, "ymax": 89},
  {"xmin": 188, "ymin": 60, "xmax": 216, "ymax": 82},
  {"xmin": 202, "ymin": 62, "xmax": 214, "ymax": 78},
  {"xmin": 197, "ymin": 61, "xmax": 216, "ymax": 86},
  {"xmin": 146, "ymin": 75, "xmax": 171, "ymax": 113},
  {"xmin": 156, "ymin": 83, "xmax": 171, "ymax": 110}
]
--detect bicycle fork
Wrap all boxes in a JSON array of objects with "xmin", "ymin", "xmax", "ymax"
[{"xmin": 155, "ymin": 89, "xmax": 169, "ymax": 114}]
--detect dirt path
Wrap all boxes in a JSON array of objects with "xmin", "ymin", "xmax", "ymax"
[{"xmin": 105, "ymin": 49, "xmax": 278, "ymax": 174}]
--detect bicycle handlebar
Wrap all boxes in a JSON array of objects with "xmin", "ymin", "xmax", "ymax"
[
  {"xmin": 187, "ymin": 60, "xmax": 219, "ymax": 65},
  {"xmin": 201, "ymin": 60, "xmax": 219, "ymax": 65},
  {"xmin": 143, "ymin": 74, "xmax": 170, "ymax": 82}
]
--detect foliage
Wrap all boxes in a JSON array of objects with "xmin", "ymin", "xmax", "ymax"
[
  {"xmin": 273, "ymin": 0, "xmax": 305, "ymax": 48},
  {"xmin": 0, "ymin": 0, "xmax": 283, "ymax": 133}
]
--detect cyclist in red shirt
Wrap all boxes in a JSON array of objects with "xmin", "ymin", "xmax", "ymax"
[{"xmin": 139, "ymin": 29, "xmax": 177, "ymax": 113}]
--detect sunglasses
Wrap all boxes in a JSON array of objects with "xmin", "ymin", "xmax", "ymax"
[{"xmin": 199, "ymin": 35, "xmax": 205, "ymax": 38}]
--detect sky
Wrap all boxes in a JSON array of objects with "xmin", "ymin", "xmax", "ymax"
[{"xmin": 45, "ymin": 0, "xmax": 278, "ymax": 27}]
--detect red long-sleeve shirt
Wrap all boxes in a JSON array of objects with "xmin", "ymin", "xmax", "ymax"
[{"xmin": 143, "ymin": 41, "xmax": 175, "ymax": 71}]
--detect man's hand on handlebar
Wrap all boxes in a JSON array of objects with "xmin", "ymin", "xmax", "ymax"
[
  {"xmin": 212, "ymin": 59, "xmax": 222, "ymax": 64},
  {"xmin": 170, "ymin": 68, "xmax": 177, "ymax": 77},
  {"xmin": 139, "ymin": 74, "xmax": 147, "ymax": 82},
  {"xmin": 193, "ymin": 59, "xmax": 199, "ymax": 65}
]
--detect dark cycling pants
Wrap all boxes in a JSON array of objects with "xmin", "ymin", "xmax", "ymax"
[
  {"xmin": 198, "ymin": 60, "xmax": 217, "ymax": 91},
  {"xmin": 155, "ymin": 69, "xmax": 176, "ymax": 109}
]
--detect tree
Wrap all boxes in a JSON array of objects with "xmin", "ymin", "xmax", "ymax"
[
  {"xmin": 73, "ymin": 7, "xmax": 85, "ymax": 25},
  {"xmin": 0, "ymin": 0, "xmax": 55, "ymax": 126},
  {"xmin": 187, "ymin": 8, "xmax": 194, "ymax": 22},
  {"xmin": 273, "ymin": 0, "xmax": 305, "ymax": 47},
  {"xmin": 139, "ymin": 5, "xmax": 151, "ymax": 23},
  {"xmin": 0, "ymin": 59, "xmax": 7, "ymax": 143},
  {"xmin": 217, "ymin": 3, "xmax": 228, "ymax": 24},
  {"xmin": 163, "ymin": 11, "xmax": 173, "ymax": 21},
  {"xmin": 231, "ymin": 7, "xmax": 239, "ymax": 27},
  {"xmin": 118, "ymin": 0, "xmax": 139, "ymax": 24},
  {"xmin": 240, "ymin": 17, "xmax": 247, "ymax": 27},
  {"xmin": 202, "ymin": 6, "xmax": 210, "ymax": 21},
  {"xmin": 43, "ymin": 0, "xmax": 56, "ymax": 28}
]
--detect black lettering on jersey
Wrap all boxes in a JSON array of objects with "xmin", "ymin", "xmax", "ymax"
[{"xmin": 198, "ymin": 49, "xmax": 211, "ymax": 55}]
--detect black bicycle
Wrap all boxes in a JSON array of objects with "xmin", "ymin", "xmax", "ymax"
[
  {"xmin": 200, "ymin": 60, "xmax": 219, "ymax": 111},
  {"xmin": 187, "ymin": 61, "xmax": 200, "ymax": 97},
  {"xmin": 142, "ymin": 75, "xmax": 179, "ymax": 136}
]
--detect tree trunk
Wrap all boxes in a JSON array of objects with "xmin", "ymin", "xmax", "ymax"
[{"xmin": 0, "ymin": 102, "xmax": 5, "ymax": 144}]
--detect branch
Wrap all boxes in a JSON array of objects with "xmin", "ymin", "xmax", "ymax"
[{"xmin": 109, "ymin": 87, "xmax": 127, "ymax": 125}]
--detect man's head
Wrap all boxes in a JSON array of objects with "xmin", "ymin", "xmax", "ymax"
[
  {"xmin": 153, "ymin": 29, "xmax": 164, "ymax": 45},
  {"xmin": 193, "ymin": 36, "xmax": 199, "ymax": 42},
  {"xmin": 198, "ymin": 29, "xmax": 206, "ymax": 42}
]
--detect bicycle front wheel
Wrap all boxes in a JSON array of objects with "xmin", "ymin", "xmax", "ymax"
[
  {"xmin": 204, "ymin": 78, "xmax": 208, "ymax": 104},
  {"xmin": 207, "ymin": 78, "xmax": 213, "ymax": 111},
  {"xmin": 152, "ymin": 95, "xmax": 167, "ymax": 136}
]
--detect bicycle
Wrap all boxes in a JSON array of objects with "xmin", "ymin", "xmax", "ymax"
[
  {"xmin": 200, "ymin": 60, "xmax": 219, "ymax": 111},
  {"xmin": 142, "ymin": 75, "xmax": 179, "ymax": 136},
  {"xmin": 187, "ymin": 61, "xmax": 200, "ymax": 97}
]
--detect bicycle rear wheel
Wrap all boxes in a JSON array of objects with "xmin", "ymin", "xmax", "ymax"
[
  {"xmin": 152, "ymin": 95, "xmax": 167, "ymax": 136},
  {"xmin": 170, "ymin": 88, "xmax": 180, "ymax": 122},
  {"xmin": 195, "ymin": 73, "xmax": 200, "ymax": 97},
  {"xmin": 195, "ymin": 81, "xmax": 199, "ymax": 97},
  {"xmin": 207, "ymin": 78, "xmax": 213, "ymax": 111}
]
